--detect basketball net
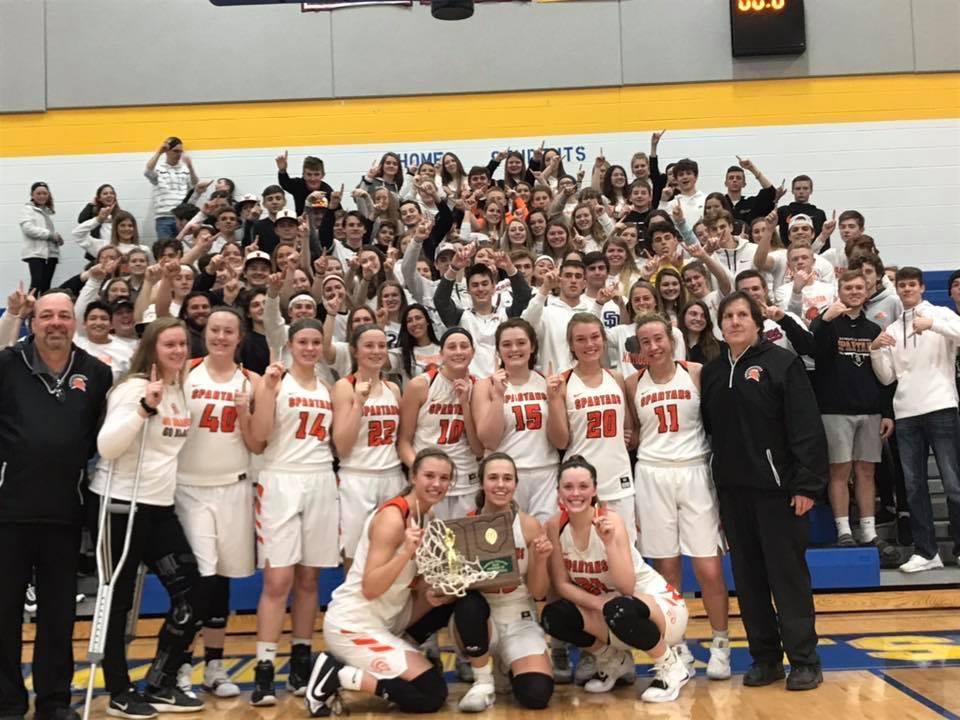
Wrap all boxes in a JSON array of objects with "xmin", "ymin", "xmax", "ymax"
[{"xmin": 415, "ymin": 518, "xmax": 499, "ymax": 597}]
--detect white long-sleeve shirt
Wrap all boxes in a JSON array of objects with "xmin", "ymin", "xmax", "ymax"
[
  {"xmin": 91, "ymin": 378, "xmax": 190, "ymax": 506},
  {"xmin": 522, "ymin": 292, "xmax": 593, "ymax": 373},
  {"xmin": 870, "ymin": 301, "xmax": 960, "ymax": 419}
]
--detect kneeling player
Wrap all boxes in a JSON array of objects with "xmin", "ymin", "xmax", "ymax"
[
  {"xmin": 541, "ymin": 456, "xmax": 691, "ymax": 703},
  {"xmin": 449, "ymin": 453, "xmax": 555, "ymax": 712},
  {"xmin": 304, "ymin": 450, "xmax": 460, "ymax": 717}
]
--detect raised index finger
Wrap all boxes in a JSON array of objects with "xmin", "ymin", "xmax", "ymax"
[{"xmin": 150, "ymin": 364, "xmax": 158, "ymax": 383}]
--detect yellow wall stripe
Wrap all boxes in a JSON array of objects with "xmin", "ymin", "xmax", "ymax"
[{"xmin": 1, "ymin": 73, "xmax": 958, "ymax": 158}]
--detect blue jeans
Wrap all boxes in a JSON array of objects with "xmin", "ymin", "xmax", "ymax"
[
  {"xmin": 154, "ymin": 215, "xmax": 178, "ymax": 240},
  {"xmin": 895, "ymin": 408, "xmax": 960, "ymax": 559}
]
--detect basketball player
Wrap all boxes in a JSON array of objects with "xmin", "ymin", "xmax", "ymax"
[
  {"xmin": 546, "ymin": 313, "xmax": 636, "ymax": 541},
  {"xmin": 448, "ymin": 453, "xmax": 555, "ymax": 712},
  {"xmin": 332, "ymin": 325, "xmax": 405, "ymax": 562},
  {"xmin": 624, "ymin": 315, "xmax": 731, "ymax": 679},
  {"xmin": 545, "ymin": 313, "xmax": 637, "ymax": 684},
  {"xmin": 472, "ymin": 319, "xmax": 562, "ymax": 524},
  {"xmin": 398, "ymin": 327, "xmax": 483, "ymax": 520},
  {"xmin": 304, "ymin": 450, "xmax": 460, "ymax": 717},
  {"xmin": 541, "ymin": 456, "xmax": 691, "ymax": 703},
  {"xmin": 175, "ymin": 308, "xmax": 262, "ymax": 699},
  {"xmin": 249, "ymin": 319, "xmax": 339, "ymax": 705},
  {"xmin": 89, "ymin": 318, "xmax": 204, "ymax": 717}
]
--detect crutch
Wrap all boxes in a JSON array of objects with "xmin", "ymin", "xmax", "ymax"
[
  {"xmin": 82, "ymin": 421, "xmax": 150, "ymax": 720},
  {"xmin": 125, "ymin": 564, "xmax": 147, "ymax": 648}
]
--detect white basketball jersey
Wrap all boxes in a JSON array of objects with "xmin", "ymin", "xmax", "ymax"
[
  {"xmin": 564, "ymin": 370, "xmax": 633, "ymax": 501},
  {"xmin": 339, "ymin": 378, "xmax": 402, "ymax": 473},
  {"xmin": 413, "ymin": 369, "xmax": 479, "ymax": 496},
  {"xmin": 325, "ymin": 496, "xmax": 416, "ymax": 632},
  {"xmin": 482, "ymin": 511, "xmax": 534, "ymax": 612},
  {"xmin": 498, "ymin": 372, "xmax": 558, "ymax": 470},
  {"xmin": 558, "ymin": 509, "xmax": 668, "ymax": 597},
  {"xmin": 633, "ymin": 362, "xmax": 710, "ymax": 463},
  {"xmin": 178, "ymin": 360, "xmax": 251, "ymax": 486},
  {"xmin": 261, "ymin": 373, "xmax": 334, "ymax": 472}
]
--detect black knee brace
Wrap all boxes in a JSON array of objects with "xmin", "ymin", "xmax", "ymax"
[
  {"xmin": 512, "ymin": 672, "xmax": 553, "ymax": 709},
  {"xmin": 203, "ymin": 576, "xmax": 230, "ymax": 629},
  {"xmin": 540, "ymin": 599, "xmax": 595, "ymax": 648},
  {"xmin": 375, "ymin": 668, "xmax": 448, "ymax": 713},
  {"xmin": 405, "ymin": 603, "xmax": 455, "ymax": 645},
  {"xmin": 603, "ymin": 596, "xmax": 661, "ymax": 651},
  {"xmin": 453, "ymin": 591, "xmax": 490, "ymax": 657}
]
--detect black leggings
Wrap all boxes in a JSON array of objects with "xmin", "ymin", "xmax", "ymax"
[
  {"xmin": 24, "ymin": 257, "xmax": 58, "ymax": 294},
  {"xmin": 85, "ymin": 492, "xmax": 205, "ymax": 694}
]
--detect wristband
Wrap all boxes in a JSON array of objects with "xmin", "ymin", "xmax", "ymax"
[{"xmin": 139, "ymin": 397, "xmax": 159, "ymax": 416}]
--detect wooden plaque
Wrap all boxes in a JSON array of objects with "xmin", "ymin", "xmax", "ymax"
[{"xmin": 440, "ymin": 511, "xmax": 521, "ymax": 591}]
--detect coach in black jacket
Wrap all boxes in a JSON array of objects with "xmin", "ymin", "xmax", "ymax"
[
  {"xmin": 701, "ymin": 291, "xmax": 828, "ymax": 692},
  {"xmin": 0, "ymin": 291, "xmax": 111, "ymax": 720}
]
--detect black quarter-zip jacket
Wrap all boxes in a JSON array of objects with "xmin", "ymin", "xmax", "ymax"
[
  {"xmin": 0, "ymin": 337, "xmax": 111, "ymax": 525},
  {"xmin": 701, "ymin": 339, "xmax": 828, "ymax": 499}
]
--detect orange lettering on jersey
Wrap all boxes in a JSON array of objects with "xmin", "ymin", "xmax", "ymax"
[
  {"xmin": 574, "ymin": 394, "xmax": 622, "ymax": 410},
  {"xmin": 503, "ymin": 391, "xmax": 548, "ymax": 404},
  {"xmin": 639, "ymin": 388, "xmax": 691, "ymax": 407},
  {"xmin": 288, "ymin": 396, "xmax": 333, "ymax": 410},
  {"xmin": 362, "ymin": 405, "xmax": 400, "ymax": 417},
  {"xmin": 191, "ymin": 388, "xmax": 236, "ymax": 402},
  {"xmin": 427, "ymin": 402, "xmax": 463, "ymax": 415},
  {"xmin": 563, "ymin": 558, "xmax": 610, "ymax": 574}
]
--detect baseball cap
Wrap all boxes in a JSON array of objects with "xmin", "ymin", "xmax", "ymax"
[
  {"xmin": 274, "ymin": 208, "xmax": 299, "ymax": 224},
  {"xmin": 436, "ymin": 242, "xmax": 458, "ymax": 257},
  {"xmin": 788, "ymin": 214, "xmax": 814, "ymax": 230},
  {"xmin": 237, "ymin": 193, "xmax": 258, "ymax": 204},
  {"xmin": 244, "ymin": 250, "xmax": 272, "ymax": 266},
  {"xmin": 111, "ymin": 298, "xmax": 134, "ymax": 312}
]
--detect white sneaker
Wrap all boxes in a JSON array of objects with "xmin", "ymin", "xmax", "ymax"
[
  {"xmin": 573, "ymin": 651, "xmax": 596, "ymax": 686},
  {"xmin": 202, "ymin": 659, "xmax": 240, "ymax": 698},
  {"xmin": 458, "ymin": 680, "xmax": 495, "ymax": 712},
  {"xmin": 899, "ymin": 553, "xmax": 944, "ymax": 573},
  {"xmin": 641, "ymin": 648, "xmax": 691, "ymax": 703},
  {"xmin": 176, "ymin": 663, "xmax": 197, "ymax": 700},
  {"xmin": 673, "ymin": 642, "xmax": 695, "ymax": 672},
  {"xmin": 706, "ymin": 637, "xmax": 732, "ymax": 680},
  {"xmin": 584, "ymin": 650, "xmax": 635, "ymax": 694}
]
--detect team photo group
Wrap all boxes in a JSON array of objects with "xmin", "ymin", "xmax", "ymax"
[{"xmin": 3, "ymin": 133, "xmax": 960, "ymax": 720}]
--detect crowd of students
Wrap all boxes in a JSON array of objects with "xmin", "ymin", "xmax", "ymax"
[{"xmin": 2, "ymin": 133, "xmax": 959, "ymax": 719}]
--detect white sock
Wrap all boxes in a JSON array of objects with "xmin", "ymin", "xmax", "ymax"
[
  {"xmin": 835, "ymin": 516, "xmax": 851, "ymax": 535},
  {"xmin": 860, "ymin": 516, "xmax": 877, "ymax": 541},
  {"xmin": 256, "ymin": 642, "xmax": 278, "ymax": 662},
  {"xmin": 337, "ymin": 666, "xmax": 364, "ymax": 691},
  {"xmin": 712, "ymin": 629, "xmax": 729, "ymax": 640},
  {"xmin": 649, "ymin": 647, "xmax": 669, "ymax": 664},
  {"xmin": 292, "ymin": 637, "xmax": 312, "ymax": 649},
  {"xmin": 473, "ymin": 660, "xmax": 493, "ymax": 684}
]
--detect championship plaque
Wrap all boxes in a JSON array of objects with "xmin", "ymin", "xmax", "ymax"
[{"xmin": 416, "ymin": 511, "xmax": 520, "ymax": 595}]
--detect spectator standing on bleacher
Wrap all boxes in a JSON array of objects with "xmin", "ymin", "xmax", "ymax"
[
  {"xmin": 19, "ymin": 182, "xmax": 63, "ymax": 294},
  {"xmin": 0, "ymin": 290, "xmax": 111, "ymax": 720},
  {"xmin": 809, "ymin": 271, "xmax": 899, "ymax": 567},
  {"xmin": 145, "ymin": 138, "xmax": 198, "ymax": 240},
  {"xmin": 701, "ymin": 291, "xmax": 827, "ymax": 692},
  {"xmin": 870, "ymin": 267, "xmax": 960, "ymax": 573}
]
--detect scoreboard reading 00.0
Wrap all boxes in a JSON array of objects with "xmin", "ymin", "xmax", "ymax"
[{"xmin": 730, "ymin": 0, "xmax": 806, "ymax": 57}]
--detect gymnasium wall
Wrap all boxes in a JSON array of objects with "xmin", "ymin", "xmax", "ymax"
[
  {"xmin": 2, "ymin": 0, "xmax": 959, "ymax": 111},
  {"xmin": 1, "ymin": 73, "xmax": 959, "ymax": 297}
]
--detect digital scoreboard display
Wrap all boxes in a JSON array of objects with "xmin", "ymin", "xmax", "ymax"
[{"xmin": 730, "ymin": 0, "xmax": 806, "ymax": 57}]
